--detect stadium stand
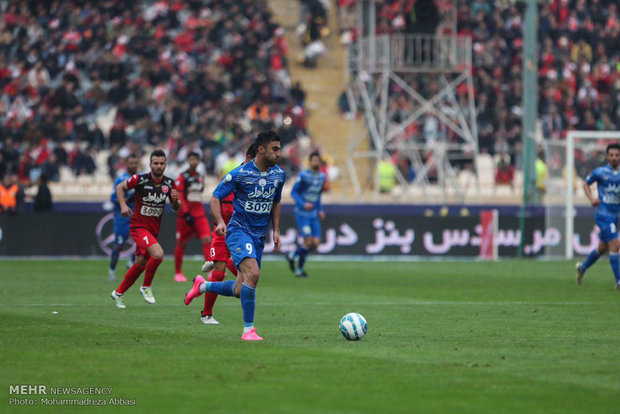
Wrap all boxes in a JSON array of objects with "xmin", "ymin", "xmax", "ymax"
[
  {"xmin": 337, "ymin": 0, "xmax": 620, "ymax": 194},
  {"xmin": 0, "ymin": 0, "xmax": 312, "ymax": 201}
]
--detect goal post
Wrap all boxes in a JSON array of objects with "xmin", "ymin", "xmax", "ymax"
[{"xmin": 564, "ymin": 131, "xmax": 620, "ymax": 259}]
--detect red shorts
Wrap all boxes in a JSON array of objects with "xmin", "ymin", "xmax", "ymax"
[
  {"xmin": 210, "ymin": 230, "xmax": 230, "ymax": 262},
  {"xmin": 176, "ymin": 215, "xmax": 211, "ymax": 243},
  {"xmin": 130, "ymin": 228, "xmax": 158, "ymax": 257}
]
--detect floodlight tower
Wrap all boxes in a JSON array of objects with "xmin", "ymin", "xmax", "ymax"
[{"xmin": 345, "ymin": 0, "xmax": 478, "ymax": 202}]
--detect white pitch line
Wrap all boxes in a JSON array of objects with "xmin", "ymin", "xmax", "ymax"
[{"xmin": 0, "ymin": 301, "xmax": 615, "ymax": 307}]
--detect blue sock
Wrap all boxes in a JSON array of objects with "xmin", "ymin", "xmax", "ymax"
[
  {"xmin": 297, "ymin": 247, "xmax": 309, "ymax": 271},
  {"xmin": 580, "ymin": 249, "xmax": 600, "ymax": 274},
  {"xmin": 201, "ymin": 280, "xmax": 236, "ymax": 296},
  {"xmin": 610, "ymin": 253, "xmax": 620, "ymax": 284},
  {"xmin": 110, "ymin": 249, "xmax": 120, "ymax": 271},
  {"xmin": 241, "ymin": 284, "xmax": 256, "ymax": 328}
]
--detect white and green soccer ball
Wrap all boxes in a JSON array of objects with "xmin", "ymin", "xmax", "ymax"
[{"xmin": 339, "ymin": 313, "xmax": 368, "ymax": 341}]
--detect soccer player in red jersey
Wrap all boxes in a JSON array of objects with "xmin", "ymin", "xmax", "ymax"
[
  {"xmin": 110, "ymin": 149, "xmax": 180, "ymax": 308},
  {"xmin": 173, "ymin": 152, "xmax": 211, "ymax": 282},
  {"xmin": 199, "ymin": 144, "xmax": 257, "ymax": 324}
]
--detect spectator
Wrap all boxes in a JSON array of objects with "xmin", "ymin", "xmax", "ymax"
[
  {"xmin": 0, "ymin": 174, "xmax": 18, "ymax": 214},
  {"xmin": 33, "ymin": 174, "xmax": 53, "ymax": 212},
  {"xmin": 378, "ymin": 157, "xmax": 397, "ymax": 193}
]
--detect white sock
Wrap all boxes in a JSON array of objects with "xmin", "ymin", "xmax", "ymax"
[{"xmin": 243, "ymin": 325, "xmax": 254, "ymax": 333}]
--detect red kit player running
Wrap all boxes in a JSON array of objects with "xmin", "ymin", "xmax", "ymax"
[
  {"xmin": 173, "ymin": 152, "xmax": 211, "ymax": 282},
  {"xmin": 110, "ymin": 149, "xmax": 181, "ymax": 308},
  {"xmin": 199, "ymin": 144, "xmax": 257, "ymax": 324}
]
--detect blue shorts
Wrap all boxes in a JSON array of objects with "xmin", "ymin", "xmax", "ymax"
[
  {"xmin": 295, "ymin": 213, "xmax": 322, "ymax": 238},
  {"xmin": 226, "ymin": 229, "xmax": 265, "ymax": 269},
  {"xmin": 113, "ymin": 215, "xmax": 131, "ymax": 247},
  {"xmin": 596, "ymin": 215, "xmax": 618, "ymax": 243}
]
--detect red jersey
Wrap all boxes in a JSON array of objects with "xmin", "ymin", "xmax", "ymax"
[
  {"xmin": 175, "ymin": 169, "xmax": 206, "ymax": 218},
  {"xmin": 127, "ymin": 173, "xmax": 175, "ymax": 235},
  {"xmin": 221, "ymin": 193, "xmax": 234, "ymax": 224}
]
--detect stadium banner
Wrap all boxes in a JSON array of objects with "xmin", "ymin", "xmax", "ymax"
[{"xmin": 0, "ymin": 211, "xmax": 598, "ymax": 257}]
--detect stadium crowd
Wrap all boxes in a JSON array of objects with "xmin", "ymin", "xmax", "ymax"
[
  {"xmin": 338, "ymin": 0, "xmax": 620, "ymax": 167},
  {"xmin": 0, "ymin": 0, "xmax": 310, "ymax": 192}
]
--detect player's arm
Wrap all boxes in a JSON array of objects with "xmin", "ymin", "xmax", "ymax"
[
  {"xmin": 271, "ymin": 174, "xmax": 285, "ymax": 251},
  {"xmin": 291, "ymin": 175, "xmax": 312, "ymax": 210},
  {"xmin": 211, "ymin": 170, "xmax": 237, "ymax": 236},
  {"xmin": 583, "ymin": 171, "xmax": 600, "ymax": 207},
  {"xmin": 271, "ymin": 199, "xmax": 281, "ymax": 252},
  {"xmin": 175, "ymin": 174, "xmax": 192, "ymax": 223},
  {"xmin": 116, "ymin": 179, "xmax": 132, "ymax": 217},
  {"xmin": 209, "ymin": 196, "xmax": 226, "ymax": 236},
  {"xmin": 317, "ymin": 181, "xmax": 326, "ymax": 220},
  {"xmin": 170, "ymin": 185, "xmax": 181, "ymax": 212}
]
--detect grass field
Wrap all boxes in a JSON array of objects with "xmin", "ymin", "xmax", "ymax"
[{"xmin": 1, "ymin": 258, "xmax": 619, "ymax": 414}]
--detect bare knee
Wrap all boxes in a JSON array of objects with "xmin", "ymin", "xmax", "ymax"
[{"xmin": 149, "ymin": 245, "xmax": 164, "ymax": 261}]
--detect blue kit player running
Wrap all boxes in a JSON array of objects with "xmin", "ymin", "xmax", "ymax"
[
  {"xmin": 185, "ymin": 130, "xmax": 285, "ymax": 340},
  {"xmin": 108, "ymin": 154, "xmax": 139, "ymax": 281},
  {"xmin": 576, "ymin": 143, "xmax": 620, "ymax": 289},
  {"xmin": 287, "ymin": 151, "xmax": 326, "ymax": 277}
]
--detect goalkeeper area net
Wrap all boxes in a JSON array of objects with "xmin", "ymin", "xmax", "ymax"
[{"xmin": 543, "ymin": 131, "xmax": 620, "ymax": 259}]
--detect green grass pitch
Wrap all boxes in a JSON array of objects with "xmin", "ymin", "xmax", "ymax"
[{"xmin": 1, "ymin": 259, "xmax": 619, "ymax": 413}]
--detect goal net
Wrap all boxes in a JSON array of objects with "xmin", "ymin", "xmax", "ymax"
[{"xmin": 543, "ymin": 131, "xmax": 620, "ymax": 259}]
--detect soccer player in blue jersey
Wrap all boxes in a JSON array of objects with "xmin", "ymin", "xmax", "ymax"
[
  {"xmin": 108, "ymin": 154, "xmax": 139, "ymax": 281},
  {"xmin": 185, "ymin": 131, "xmax": 285, "ymax": 340},
  {"xmin": 576, "ymin": 143, "xmax": 620, "ymax": 289},
  {"xmin": 287, "ymin": 151, "xmax": 326, "ymax": 277}
]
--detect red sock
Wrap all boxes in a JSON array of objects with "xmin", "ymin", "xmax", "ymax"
[
  {"xmin": 202, "ymin": 240, "xmax": 211, "ymax": 261},
  {"xmin": 226, "ymin": 258, "xmax": 238, "ymax": 276},
  {"xmin": 116, "ymin": 263, "xmax": 146, "ymax": 294},
  {"xmin": 203, "ymin": 270, "xmax": 226, "ymax": 316},
  {"xmin": 174, "ymin": 244, "xmax": 184, "ymax": 274},
  {"xmin": 142, "ymin": 257, "xmax": 163, "ymax": 287}
]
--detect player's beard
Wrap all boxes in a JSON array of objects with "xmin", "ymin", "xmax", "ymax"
[{"xmin": 152, "ymin": 168, "xmax": 164, "ymax": 178}]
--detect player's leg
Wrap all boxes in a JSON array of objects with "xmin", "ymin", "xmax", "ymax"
[
  {"xmin": 140, "ymin": 238, "xmax": 163, "ymax": 304},
  {"xmin": 109, "ymin": 220, "xmax": 127, "ymax": 281},
  {"xmin": 174, "ymin": 218, "xmax": 191, "ymax": 282},
  {"xmin": 201, "ymin": 260, "xmax": 227, "ymax": 324},
  {"xmin": 577, "ymin": 240, "xmax": 607, "ymax": 284},
  {"xmin": 237, "ymin": 256, "xmax": 263, "ymax": 340},
  {"xmin": 109, "ymin": 246, "xmax": 121, "ymax": 281},
  {"xmin": 201, "ymin": 234, "xmax": 229, "ymax": 323},
  {"xmin": 296, "ymin": 218, "xmax": 322, "ymax": 277},
  {"xmin": 288, "ymin": 215, "xmax": 311, "ymax": 273},
  {"xmin": 112, "ymin": 230, "xmax": 149, "ymax": 308},
  {"xmin": 194, "ymin": 216, "xmax": 212, "ymax": 261},
  {"xmin": 608, "ymin": 237, "xmax": 620, "ymax": 289}
]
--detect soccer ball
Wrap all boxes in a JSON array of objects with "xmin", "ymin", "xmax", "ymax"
[{"xmin": 339, "ymin": 313, "xmax": 368, "ymax": 341}]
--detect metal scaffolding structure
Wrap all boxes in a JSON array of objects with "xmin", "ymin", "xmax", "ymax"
[{"xmin": 345, "ymin": 0, "xmax": 479, "ymax": 202}]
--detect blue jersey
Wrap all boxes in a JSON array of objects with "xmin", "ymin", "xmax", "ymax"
[
  {"xmin": 586, "ymin": 164, "xmax": 620, "ymax": 218},
  {"xmin": 213, "ymin": 160, "xmax": 286, "ymax": 241},
  {"xmin": 291, "ymin": 169, "xmax": 326, "ymax": 217},
  {"xmin": 111, "ymin": 172, "xmax": 135, "ymax": 216}
]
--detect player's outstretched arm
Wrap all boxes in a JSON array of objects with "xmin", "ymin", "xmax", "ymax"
[
  {"xmin": 210, "ymin": 196, "xmax": 227, "ymax": 236},
  {"xmin": 116, "ymin": 180, "xmax": 132, "ymax": 217},
  {"xmin": 271, "ymin": 200, "xmax": 281, "ymax": 252}
]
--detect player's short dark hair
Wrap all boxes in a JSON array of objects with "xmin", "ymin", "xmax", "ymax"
[
  {"xmin": 606, "ymin": 143, "xmax": 620, "ymax": 154},
  {"xmin": 254, "ymin": 130, "xmax": 280, "ymax": 150},
  {"xmin": 187, "ymin": 151, "xmax": 200, "ymax": 160},
  {"xmin": 246, "ymin": 144, "xmax": 258, "ymax": 158},
  {"xmin": 309, "ymin": 151, "xmax": 321, "ymax": 162},
  {"xmin": 150, "ymin": 149, "xmax": 166, "ymax": 162}
]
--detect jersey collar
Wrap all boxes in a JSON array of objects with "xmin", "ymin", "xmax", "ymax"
[{"xmin": 251, "ymin": 160, "xmax": 271, "ymax": 176}]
